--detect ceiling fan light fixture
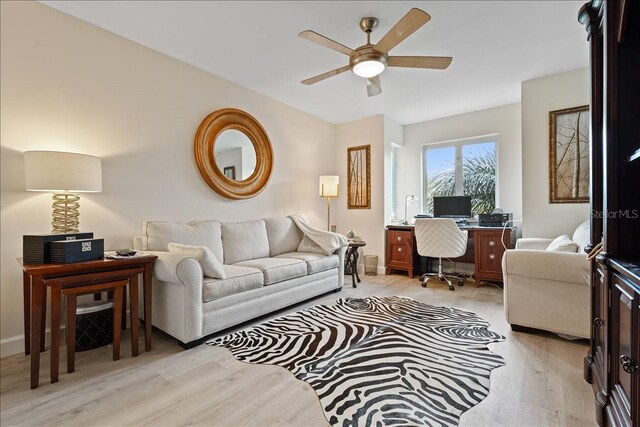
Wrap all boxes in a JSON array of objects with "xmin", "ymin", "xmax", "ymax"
[{"xmin": 352, "ymin": 60, "xmax": 386, "ymax": 78}]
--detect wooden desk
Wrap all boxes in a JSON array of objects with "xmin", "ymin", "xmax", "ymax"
[
  {"xmin": 385, "ymin": 224, "xmax": 518, "ymax": 286},
  {"xmin": 18, "ymin": 254, "xmax": 157, "ymax": 389}
]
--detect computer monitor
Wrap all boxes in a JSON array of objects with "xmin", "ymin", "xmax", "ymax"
[{"xmin": 433, "ymin": 196, "xmax": 472, "ymax": 218}]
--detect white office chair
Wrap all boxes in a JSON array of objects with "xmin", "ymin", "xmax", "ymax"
[{"xmin": 414, "ymin": 218, "xmax": 468, "ymax": 291}]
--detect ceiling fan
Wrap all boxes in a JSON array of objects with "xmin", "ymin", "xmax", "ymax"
[{"xmin": 299, "ymin": 8, "xmax": 452, "ymax": 97}]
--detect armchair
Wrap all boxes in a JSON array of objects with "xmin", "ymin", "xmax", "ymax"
[{"xmin": 502, "ymin": 221, "xmax": 591, "ymax": 338}]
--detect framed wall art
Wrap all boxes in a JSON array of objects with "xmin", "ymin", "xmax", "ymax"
[
  {"xmin": 549, "ymin": 105, "xmax": 590, "ymax": 203},
  {"xmin": 347, "ymin": 145, "xmax": 371, "ymax": 209}
]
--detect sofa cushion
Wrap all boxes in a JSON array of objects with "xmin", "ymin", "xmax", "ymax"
[
  {"xmin": 168, "ymin": 243, "xmax": 225, "ymax": 279},
  {"xmin": 233, "ymin": 257, "xmax": 307, "ymax": 285},
  {"xmin": 265, "ymin": 217, "xmax": 304, "ymax": 256},
  {"xmin": 143, "ymin": 220, "xmax": 223, "ymax": 262},
  {"xmin": 546, "ymin": 235, "xmax": 578, "ymax": 253},
  {"xmin": 572, "ymin": 220, "xmax": 590, "ymax": 253},
  {"xmin": 203, "ymin": 265, "xmax": 263, "ymax": 302},
  {"xmin": 275, "ymin": 252, "xmax": 339, "ymax": 274},
  {"xmin": 222, "ymin": 220, "xmax": 270, "ymax": 264}
]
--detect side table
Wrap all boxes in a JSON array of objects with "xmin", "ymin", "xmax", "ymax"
[
  {"xmin": 345, "ymin": 240, "xmax": 366, "ymax": 288},
  {"xmin": 18, "ymin": 254, "xmax": 157, "ymax": 389}
]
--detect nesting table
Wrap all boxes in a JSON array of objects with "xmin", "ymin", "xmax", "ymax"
[{"xmin": 18, "ymin": 254, "xmax": 157, "ymax": 389}]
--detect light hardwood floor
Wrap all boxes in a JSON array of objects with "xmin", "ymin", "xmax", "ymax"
[{"xmin": 1, "ymin": 273, "xmax": 596, "ymax": 426}]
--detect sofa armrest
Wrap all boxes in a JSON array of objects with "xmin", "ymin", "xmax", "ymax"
[
  {"xmin": 144, "ymin": 251, "xmax": 205, "ymax": 343},
  {"xmin": 515, "ymin": 238, "xmax": 553, "ymax": 250},
  {"xmin": 333, "ymin": 246, "xmax": 347, "ymax": 288},
  {"xmin": 503, "ymin": 249, "xmax": 589, "ymax": 284},
  {"xmin": 146, "ymin": 251, "xmax": 204, "ymax": 287}
]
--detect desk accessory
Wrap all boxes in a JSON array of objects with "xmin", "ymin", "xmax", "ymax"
[
  {"xmin": 479, "ymin": 213, "xmax": 513, "ymax": 227},
  {"xmin": 49, "ymin": 238, "xmax": 104, "ymax": 263},
  {"xmin": 23, "ymin": 232, "xmax": 94, "ymax": 263}
]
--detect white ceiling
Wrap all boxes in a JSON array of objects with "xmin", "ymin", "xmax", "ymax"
[{"xmin": 41, "ymin": 1, "xmax": 588, "ymax": 125}]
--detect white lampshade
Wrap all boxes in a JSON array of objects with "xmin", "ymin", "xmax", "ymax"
[
  {"xmin": 319, "ymin": 175, "xmax": 339, "ymax": 197},
  {"xmin": 24, "ymin": 151, "xmax": 102, "ymax": 193}
]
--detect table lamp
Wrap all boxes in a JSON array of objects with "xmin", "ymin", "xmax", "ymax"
[
  {"xmin": 24, "ymin": 151, "xmax": 102, "ymax": 233},
  {"xmin": 405, "ymin": 195, "xmax": 419, "ymax": 224},
  {"xmin": 319, "ymin": 175, "xmax": 339, "ymax": 231}
]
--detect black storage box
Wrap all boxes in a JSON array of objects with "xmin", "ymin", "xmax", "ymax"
[
  {"xmin": 49, "ymin": 238, "xmax": 104, "ymax": 263},
  {"xmin": 479, "ymin": 213, "xmax": 513, "ymax": 227},
  {"xmin": 75, "ymin": 300, "xmax": 113, "ymax": 352},
  {"xmin": 23, "ymin": 232, "xmax": 94, "ymax": 264}
]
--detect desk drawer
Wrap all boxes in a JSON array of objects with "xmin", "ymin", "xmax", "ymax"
[
  {"xmin": 475, "ymin": 231, "xmax": 508, "ymax": 279},
  {"xmin": 385, "ymin": 227, "xmax": 419, "ymax": 278},
  {"xmin": 388, "ymin": 243, "xmax": 412, "ymax": 264},
  {"xmin": 388, "ymin": 230, "xmax": 412, "ymax": 245}
]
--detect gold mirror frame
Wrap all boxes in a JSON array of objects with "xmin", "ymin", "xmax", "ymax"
[{"xmin": 194, "ymin": 108, "xmax": 273, "ymax": 199}]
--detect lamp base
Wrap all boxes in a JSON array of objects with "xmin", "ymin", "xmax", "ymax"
[{"xmin": 52, "ymin": 193, "xmax": 80, "ymax": 233}]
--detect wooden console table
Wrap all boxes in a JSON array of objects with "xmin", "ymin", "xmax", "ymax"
[
  {"xmin": 18, "ymin": 254, "xmax": 157, "ymax": 389},
  {"xmin": 385, "ymin": 224, "xmax": 518, "ymax": 286}
]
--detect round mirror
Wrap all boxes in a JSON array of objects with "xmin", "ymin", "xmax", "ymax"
[
  {"xmin": 214, "ymin": 130, "xmax": 257, "ymax": 181},
  {"xmin": 195, "ymin": 108, "xmax": 273, "ymax": 199}
]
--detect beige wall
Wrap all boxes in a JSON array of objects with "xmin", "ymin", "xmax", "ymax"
[
  {"xmin": 0, "ymin": 2, "xmax": 336, "ymax": 356},
  {"xmin": 521, "ymin": 67, "xmax": 590, "ymax": 237},
  {"xmin": 334, "ymin": 116, "xmax": 386, "ymax": 272},
  {"xmin": 399, "ymin": 103, "xmax": 523, "ymax": 221}
]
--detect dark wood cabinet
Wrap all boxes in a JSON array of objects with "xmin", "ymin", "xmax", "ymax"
[
  {"xmin": 580, "ymin": 1, "xmax": 640, "ymax": 426},
  {"xmin": 385, "ymin": 226, "xmax": 419, "ymax": 278},
  {"xmin": 608, "ymin": 273, "xmax": 640, "ymax": 425}
]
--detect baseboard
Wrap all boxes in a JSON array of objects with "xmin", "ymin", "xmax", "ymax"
[
  {"xmin": 0, "ymin": 327, "xmax": 63, "ymax": 358},
  {"xmin": 356, "ymin": 265, "xmax": 386, "ymax": 275},
  {"xmin": 1, "ymin": 310, "xmax": 132, "ymax": 359}
]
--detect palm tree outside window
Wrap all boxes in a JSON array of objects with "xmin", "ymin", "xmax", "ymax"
[{"xmin": 423, "ymin": 135, "xmax": 497, "ymax": 216}]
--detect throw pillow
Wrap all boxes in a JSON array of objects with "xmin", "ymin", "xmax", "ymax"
[
  {"xmin": 546, "ymin": 235, "xmax": 578, "ymax": 253},
  {"xmin": 168, "ymin": 243, "xmax": 226, "ymax": 279},
  {"xmin": 297, "ymin": 235, "xmax": 327, "ymax": 255}
]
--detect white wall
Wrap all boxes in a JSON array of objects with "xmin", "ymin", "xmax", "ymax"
[
  {"xmin": 335, "ymin": 116, "xmax": 386, "ymax": 271},
  {"xmin": 0, "ymin": 2, "xmax": 336, "ymax": 356},
  {"xmin": 383, "ymin": 117, "xmax": 404, "ymax": 225},
  {"xmin": 399, "ymin": 104, "xmax": 523, "ymax": 221},
  {"xmin": 521, "ymin": 67, "xmax": 589, "ymax": 237}
]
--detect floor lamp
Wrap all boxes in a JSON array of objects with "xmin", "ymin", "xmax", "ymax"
[
  {"xmin": 24, "ymin": 151, "xmax": 102, "ymax": 233},
  {"xmin": 319, "ymin": 176, "xmax": 339, "ymax": 231}
]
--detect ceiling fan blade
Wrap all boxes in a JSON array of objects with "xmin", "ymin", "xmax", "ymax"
[
  {"xmin": 373, "ymin": 8, "xmax": 431, "ymax": 54},
  {"xmin": 299, "ymin": 30, "xmax": 355, "ymax": 56},
  {"xmin": 388, "ymin": 56, "xmax": 452, "ymax": 69},
  {"xmin": 366, "ymin": 76, "xmax": 382, "ymax": 97},
  {"xmin": 301, "ymin": 65, "xmax": 351, "ymax": 85}
]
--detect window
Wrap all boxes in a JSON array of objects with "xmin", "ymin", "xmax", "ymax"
[{"xmin": 423, "ymin": 136, "xmax": 496, "ymax": 215}]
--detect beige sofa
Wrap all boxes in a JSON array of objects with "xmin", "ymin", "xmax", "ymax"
[
  {"xmin": 502, "ymin": 221, "xmax": 591, "ymax": 338},
  {"xmin": 133, "ymin": 217, "xmax": 346, "ymax": 348}
]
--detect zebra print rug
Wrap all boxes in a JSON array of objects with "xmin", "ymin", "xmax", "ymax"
[{"xmin": 208, "ymin": 296, "xmax": 505, "ymax": 426}]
